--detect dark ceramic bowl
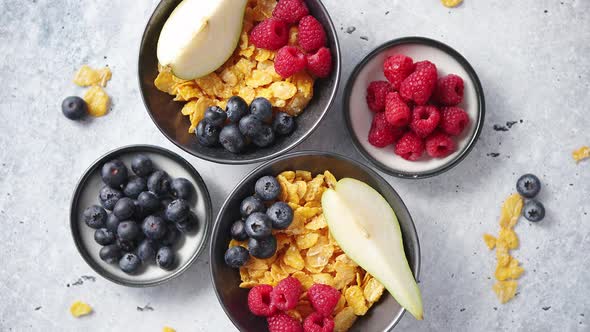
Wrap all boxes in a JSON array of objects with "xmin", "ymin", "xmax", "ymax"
[
  {"xmin": 344, "ymin": 37, "xmax": 485, "ymax": 179},
  {"xmin": 210, "ymin": 151, "xmax": 420, "ymax": 331},
  {"xmin": 138, "ymin": 0, "xmax": 341, "ymax": 164},
  {"xmin": 70, "ymin": 145, "xmax": 212, "ymax": 287}
]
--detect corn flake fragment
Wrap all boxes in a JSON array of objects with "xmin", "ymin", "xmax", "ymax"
[
  {"xmin": 162, "ymin": 327, "xmax": 176, "ymax": 332},
  {"xmin": 70, "ymin": 301, "xmax": 92, "ymax": 318},
  {"xmin": 73, "ymin": 65, "xmax": 112, "ymax": 87},
  {"xmin": 334, "ymin": 307, "xmax": 357, "ymax": 332},
  {"xmin": 83, "ymin": 85, "xmax": 110, "ymax": 117},
  {"xmin": 493, "ymin": 281, "xmax": 518, "ymax": 304},
  {"xmin": 344, "ymin": 286, "xmax": 368, "ymax": 315},
  {"xmin": 483, "ymin": 233, "xmax": 497, "ymax": 250},
  {"xmin": 441, "ymin": 0, "xmax": 463, "ymax": 8},
  {"xmin": 573, "ymin": 146, "xmax": 590, "ymax": 163}
]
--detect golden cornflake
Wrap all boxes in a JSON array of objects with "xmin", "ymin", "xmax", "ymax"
[
  {"xmin": 483, "ymin": 233, "xmax": 497, "ymax": 250},
  {"xmin": 162, "ymin": 327, "xmax": 176, "ymax": 332},
  {"xmin": 499, "ymin": 194, "xmax": 523, "ymax": 229},
  {"xmin": 344, "ymin": 286, "xmax": 368, "ymax": 315},
  {"xmin": 573, "ymin": 146, "xmax": 590, "ymax": 163},
  {"xmin": 83, "ymin": 85, "xmax": 110, "ymax": 117},
  {"xmin": 73, "ymin": 65, "xmax": 112, "ymax": 87},
  {"xmin": 493, "ymin": 281, "xmax": 518, "ymax": 304},
  {"xmin": 70, "ymin": 301, "xmax": 92, "ymax": 318},
  {"xmin": 441, "ymin": 0, "xmax": 463, "ymax": 8},
  {"xmin": 363, "ymin": 278, "xmax": 385, "ymax": 303},
  {"xmin": 334, "ymin": 307, "xmax": 357, "ymax": 332}
]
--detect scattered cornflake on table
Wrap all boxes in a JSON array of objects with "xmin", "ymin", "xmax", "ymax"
[
  {"xmin": 70, "ymin": 301, "xmax": 92, "ymax": 318},
  {"xmin": 73, "ymin": 65, "xmax": 112, "ymax": 87},
  {"xmin": 162, "ymin": 327, "xmax": 176, "ymax": 332},
  {"xmin": 573, "ymin": 146, "xmax": 590, "ymax": 163},
  {"xmin": 441, "ymin": 0, "xmax": 463, "ymax": 8},
  {"xmin": 83, "ymin": 85, "xmax": 111, "ymax": 117},
  {"xmin": 492, "ymin": 281, "xmax": 518, "ymax": 304}
]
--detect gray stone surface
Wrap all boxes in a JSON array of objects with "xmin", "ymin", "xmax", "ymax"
[{"xmin": 0, "ymin": 0, "xmax": 588, "ymax": 331}]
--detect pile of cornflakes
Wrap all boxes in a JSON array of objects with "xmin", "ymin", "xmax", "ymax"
[
  {"xmin": 483, "ymin": 193, "xmax": 525, "ymax": 303},
  {"xmin": 154, "ymin": 0, "xmax": 315, "ymax": 133},
  {"xmin": 73, "ymin": 64, "xmax": 112, "ymax": 117},
  {"xmin": 573, "ymin": 146, "xmax": 590, "ymax": 163},
  {"xmin": 229, "ymin": 170, "xmax": 385, "ymax": 331}
]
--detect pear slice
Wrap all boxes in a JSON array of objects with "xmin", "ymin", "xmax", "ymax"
[
  {"xmin": 157, "ymin": 0, "xmax": 247, "ymax": 80},
  {"xmin": 322, "ymin": 178, "xmax": 423, "ymax": 320}
]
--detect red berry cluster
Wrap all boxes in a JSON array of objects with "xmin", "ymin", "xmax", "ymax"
[
  {"xmin": 366, "ymin": 54, "xmax": 470, "ymax": 161},
  {"xmin": 249, "ymin": 0, "xmax": 333, "ymax": 79},
  {"xmin": 248, "ymin": 278, "xmax": 340, "ymax": 332}
]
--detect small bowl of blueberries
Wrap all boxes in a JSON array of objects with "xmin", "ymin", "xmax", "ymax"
[{"xmin": 70, "ymin": 145, "xmax": 212, "ymax": 287}]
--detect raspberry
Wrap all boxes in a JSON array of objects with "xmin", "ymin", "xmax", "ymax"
[
  {"xmin": 306, "ymin": 47, "xmax": 332, "ymax": 78},
  {"xmin": 271, "ymin": 277, "xmax": 302, "ymax": 311},
  {"xmin": 425, "ymin": 131, "xmax": 456, "ymax": 158},
  {"xmin": 307, "ymin": 284, "xmax": 341, "ymax": 317},
  {"xmin": 248, "ymin": 284, "xmax": 276, "ymax": 317},
  {"xmin": 275, "ymin": 46, "xmax": 307, "ymax": 78},
  {"xmin": 434, "ymin": 74, "xmax": 464, "ymax": 106},
  {"xmin": 395, "ymin": 132, "xmax": 425, "ymax": 161},
  {"xmin": 272, "ymin": 0, "xmax": 309, "ymax": 24},
  {"xmin": 385, "ymin": 92, "xmax": 411, "ymax": 127},
  {"xmin": 250, "ymin": 18, "xmax": 289, "ymax": 50},
  {"xmin": 383, "ymin": 54, "xmax": 415, "ymax": 90},
  {"xmin": 297, "ymin": 15, "xmax": 326, "ymax": 52},
  {"xmin": 366, "ymin": 81, "xmax": 393, "ymax": 112},
  {"xmin": 267, "ymin": 312, "xmax": 304, "ymax": 332},
  {"xmin": 303, "ymin": 312, "xmax": 335, "ymax": 332},
  {"xmin": 410, "ymin": 105, "xmax": 441, "ymax": 138},
  {"xmin": 399, "ymin": 60, "xmax": 437, "ymax": 105},
  {"xmin": 368, "ymin": 112, "xmax": 405, "ymax": 148},
  {"xmin": 440, "ymin": 106, "xmax": 470, "ymax": 136}
]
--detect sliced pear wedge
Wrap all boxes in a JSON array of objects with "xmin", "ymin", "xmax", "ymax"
[
  {"xmin": 322, "ymin": 178, "xmax": 424, "ymax": 320},
  {"xmin": 157, "ymin": 0, "xmax": 247, "ymax": 80}
]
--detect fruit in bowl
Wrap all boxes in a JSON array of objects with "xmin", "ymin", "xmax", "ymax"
[{"xmin": 154, "ymin": 0, "xmax": 334, "ymax": 154}]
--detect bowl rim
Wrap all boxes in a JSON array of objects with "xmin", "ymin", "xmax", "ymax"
[
  {"xmin": 209, "ymin": 150, "xmax": 421, "ymax": 331},
  {"xmin": 343, "ymin": 36, "xmax": 486, "ymax": 179},
  {"xmin": 137, "ymin": 0, "xmax": 342, "ymax": 165},
  {"xmin": 69, "ymin": 144, "xmax": 213, "ymax": 287}
]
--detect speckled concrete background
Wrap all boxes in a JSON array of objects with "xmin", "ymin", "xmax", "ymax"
[{"xmin": 0, "ymin": 0, "xmax": 588, "ymax": 331}]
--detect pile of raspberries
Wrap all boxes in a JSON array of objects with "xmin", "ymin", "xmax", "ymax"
[
  {"xmin": 366, "ymin": 54, "xmax": 470, "ymax": 161},
  {"xmin": 249, "ymin": 0, "xmax": 332, "ymax": 79},
  {"xmin": 248, "ymin": 277, "xmax": 341, "ymax": 332}
]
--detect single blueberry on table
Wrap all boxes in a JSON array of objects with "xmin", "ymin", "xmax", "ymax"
[
  {"xmin": 119, "ymin": 253, "xmax": 141, "ymax": 274},
  {"xmin": 98, "ymin": 186, "xmax": 123, "ymax": 210},
  {"xmin": 131, "ymin": 154, "xmax": 154, "ymax": 178},
  {"xmin": 136, "ymin": 239, "xmax": 157, "ymax": 263},
  {"xmin": 250, "ymin": 97, "xmax": 273, "ymax": 123},
  {"xmin": 113, "ymin": 197, "xmax": 136, "ymax": 220},
  {"xmin": 523, "ymin": 199, "xmax": 545, "ymax": 222},
  {"xmin": 165, "ymin": 199, "xmax": 190, "ymax": 223},
  {"xmin": 61, "ymin": 96, "xmax": 87, "ymax": 120},
  {"xmin": 156, "ymin": 246, "xmax": 175, "ymax": 270},
  {"xmin": 516, "ymin": 174, "xmax": 541, "ymax": 198},
  {"xmin": 248, "ymin": 235, "xmax": 277, "ymax": 259},
  {"xmin": 94, "ymin": 228, "xmax": 116, "ymax": 245},
  {"xmin": 83, "ymin": 205, "xmax": 107, "ymax": 229},
  {"xmin": 101, "ymin": 159, "xmax": 128, "ymax": 188},
  {"xmin": 266, "ymin": 202, "xmax": 293, "ymax": 229},
  {"xmin": 196, "ymin": 120, "xmax": 221, "ymax": 147},
  {"xmin": 137, "ymin": 191, "xmax": 161, "ymax": 214},
  {"xmin": 99, "ymin": 244, "xmax": 122, "ymax": 264},
  {"xmin": 117, "ymin": 220, "xmax": 140, "ymax": 241},
  {"xmin": 255, "ymin": 175, "xmax": 281, "ymax": 201},
  {"xmin": 170, "ymin": 178, "xmax": 194, "ymax": 200},
  {"xmin": 224, "ymin": 246, "xmax": 250, "ymax": 268},
  {"xmin": 226, "ymin": 96, "xmax": 249, "ymax": 123},
  {"xmin": 142, "ymin": 215, "xmax": 167, "ymax": 240},
  {"xmin": 239, "ymin": 196, "xmax": 266, "ymax": 218},
  {"xmin": 204, "ymin": 106, "xmax": 228, "ymax": 127},
  {"xmin": 123, "ymin": 176, "xmax": 147, "ymax": 199},
  {"xmin": 245, "ymin": 212, "xmax": 272, "ymax": 239},
  {"xmin": 219, "ymin": 124, "xmax": 247, "ymax": 154},
  {"xmin": 273, "ymin": 112, "xmax": 296, "ymax": 136},
  {"xmin": 147, "ymin": 171, "xmax": 171, "ymax": 197},
  {"xmin": 230, "ymin": 220, "xmax": 249, "ymax": 241}
]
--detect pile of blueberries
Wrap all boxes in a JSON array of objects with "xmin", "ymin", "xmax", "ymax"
[
  {"xmin": 224, "ymin": 175, "xmax": 294, "ymax": 268},
  {"xmin": 196, "ymin": 96, "xmax": 296, "ymax": 154},
  {"xmin": 82, "ymin": 154, "xmax": 198, "ymax": 274}
]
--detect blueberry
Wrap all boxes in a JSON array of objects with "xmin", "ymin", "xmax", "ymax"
[
  {"xmin": 245, "ymin": 212, "xmax": 272, "ymax": 239},
  {"xmin": 516, "ymin": 174, "xmax": 541, "ymax": 198},
  {"xmin": 196, "ymin": 120, "xmax": 221, "ymax": 147},
  {"xmin": 230, "ymin": 220, "xmax": 249, "ymax": 241},
  {"xmin": 240, "ymin": 196, "xmax": 266, "ymax": 218},
  {"xmin": 136, "ymin": 239, "xmax": 157, "ymax": 263},
  {"xmin": 169, "ymin": 178, "xmax": 193, "ymax": 200},
  {"xmin": 99, "ymin": 244, "xmax": 122, "ymax": 264},
  {"xmin": 266, "ymin": 202, "xmax": 293, "ymax": 229},
  {"xmin": 523, "ymin": 200, "xmax": 545, "ymax": 222},
  {"xmin": 226, "ymin": 96, "xmax": 249, "ymax": 123},
  {"xmin": 106, "ymin": 213, "xmax": 120, "ymax": 233},
  {"xmin": 176, "ymin": 211, "xmax": 198, "ymax": 233},
  {"xmin": 165, "ymin": 199, "xmax": 190, "ymax": 222},
  {"xmin": 156, "ymin": 246, "xmax": 175, "ymax": 270},
  {"xmin": 147, "ymin": 171, "xmax": 171, "ymax": 197},
  {"xmin": 251, "ymin": 124, "xmax": 275, "ymax": 148},
  {"xmin": 204, "ymin": 106, "xmax": 228, "ymax": 127},
  {"xmin": 117, "ymin": 220, "xmax": 140, "ymax": 241},
  {"xmin": 98, "ymin": 186, "xmax": 123, "ymax": 210},
  {"xmin": 273, "ymin": 112, "xmax": 296, "ymax": 136},
  {"xmin": 61, "ymin": 96, "xmax": 87, "ymax": 120},
  {"xmin": 113, "ymin": 197, "xmax": 136, "ymax": 220},
  {"xmin": 160, "ymin": 223, "xmax": 180, "ymax": 247},
  {"xmin": 160, "ymin": 197, "xmax": 173, "ymax": 211},
  {"xmin": 94, "ymin": 228, "xmax": 116, "ymax": 245},
  {"xmin": 238, "ymin": 114, "xmax": 264, "ymax": 138},
  {"xmin": 250, "ymin": 97, "xmax": 272, "ymax": 123},
  {"xmin": 123, "ymin": 176, "xmax": 147, "ymax": 199},
  {"xmin": 142, "ymin": 215, "xmax": 167, "ymax": 240},
  {"xmin": 255, "ymin": 176, "xmax": 281, "ymax": 201},
  {"xmin": 101, "ymin": 159, "xmax": 128, "ymax": 188},
  {"xmin": 116, "ymin": 238, "xmax": 136, "ymax": 252},
  {"xmin": 219, "ymin": 124, "xmax": 247, "ymax": 153},
  {"xmin": 131, "ymin": 154, "xmax": 154, "ymax": 178},
  {"xmin": 132, "ymin": 199, "xmax": 149, "ymax": 221},
  {"xmin": 119, "ymin": 253, "xmax": 141, "ymax": 274},
  {"xmin": 83, "ymin": 205, "xmax": 107, "ymax": 229},
  {"xmin": 248, "ymin": 235, "xmax": 277, "ymax": 259},
  {"xmin": 224, "ymin": 246, "xmax": 250, "ymax": 268},
  {"xmin": 137, "ymin": 191, "xmax": 161, "ymax": 214}
]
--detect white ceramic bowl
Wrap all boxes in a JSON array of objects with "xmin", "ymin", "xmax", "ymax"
[{"xmin": 344, "ymin": 37, "xmax": 485, "ymax": 178}]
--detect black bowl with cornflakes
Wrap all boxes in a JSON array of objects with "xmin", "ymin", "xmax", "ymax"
[
  {"xmin": 210, "ymin": 151, "xmax": 421, "ymax": 331},
  {"xmin": 138, "ymin": 0, "xmax": 341, "ymax": 164}
]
